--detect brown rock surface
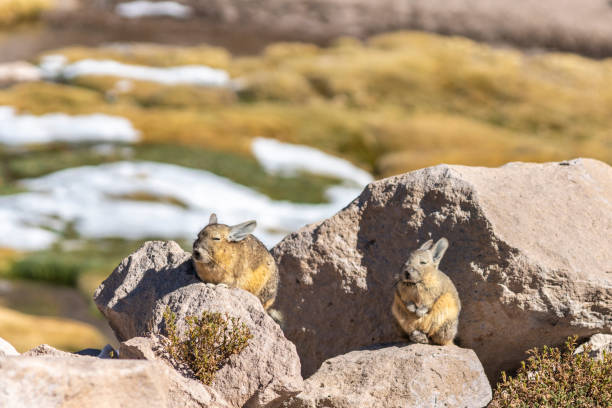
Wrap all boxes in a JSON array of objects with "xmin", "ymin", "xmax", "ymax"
[
  {"xmin": 0, "ymin": 356, "xmax": 229, "ymax": 408},
  {"xmin": 272, "ymin": 158, "xmax": 612, "ymax": 381},
  {"xmin": 285, "ymin": 343, "xmax": 491, "ymax": 408},
  {"xmin": 94, "ymin": 240, "xmax": 303, "ymax": 408}
]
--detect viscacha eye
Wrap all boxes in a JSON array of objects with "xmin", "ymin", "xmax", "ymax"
[
  {"xmin": 420, "ymin": 260, "xmax": 427, "ymax": 264},
  {"xmin": 212, "ymin": 237, "xmax": 221, "ymax": 241}
]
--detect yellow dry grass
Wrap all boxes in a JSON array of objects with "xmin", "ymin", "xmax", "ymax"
[
  {"xmin": 0, "ymin": 248, "xmax": 20, "ymax": 273},
  {"xmin": 2, "ymin": 31, "xmax": 612, "ymax": 177},
  {"xmin": 0, "ymin": 0, "xmax": 52, "ymax": 27},
  {"xmin": 39, "ymin": 43, "xmax": 231, "ymax": 69},
  {"xmin": 0, "ymin": 306, "xmax": 107, "ymax": 352}
]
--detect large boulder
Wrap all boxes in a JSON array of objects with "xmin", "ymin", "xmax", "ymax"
[
  {"xmin": 0, "ymin": 356, "xmax": 229, "ymax": 408},
  {"xmin": 272, "ymin": 158, "xmax": 612, "ymax": 381},
  {"xmin": 94, "ymin": 240, "xmax": 303, "ymax": 408},
  {"xmin": 285, "ymin": 343, "xmax": 491, "ymax": 408}
]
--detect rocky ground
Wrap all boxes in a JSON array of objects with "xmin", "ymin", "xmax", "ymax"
[{"xmin": 1, "ymin": 158, "xmax": 610, "ymax": 407}]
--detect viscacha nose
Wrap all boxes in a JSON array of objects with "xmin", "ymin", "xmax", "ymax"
[{"xmin": 193, "ymin": 248, "xmax": 202, "ymax": 260}]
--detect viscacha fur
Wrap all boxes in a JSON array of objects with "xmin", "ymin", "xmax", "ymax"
[
  {"xmin": 192, "ymin": 213, "xmax": 279, "ymax": 310},
  {"xmin": 392, "ymin": 237, "xmax": 461, "ymax": 345}
]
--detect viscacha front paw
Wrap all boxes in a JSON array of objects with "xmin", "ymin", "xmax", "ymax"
[
  {"xmin": 415, "ymin": 306, "xmax": 429, "ymax": 317},
  {"xmin": 409, "ymin": 330, "xmax": 429, "ymax": 344}
]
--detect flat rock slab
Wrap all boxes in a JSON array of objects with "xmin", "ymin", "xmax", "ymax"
[
  {"xmin": 94, "ymin": 240, "xmax": 303, "ymax": 408},
  {"xmin": 272, "ymin": 158, "xmax": 612, "ymax": 381},
  {"xmin": 285, "ymin": 343, "xmax": 491, "ymax": 408},
  {"xmin": 0, "ymin": 356, "xmax": 229, "ymax": 408}
]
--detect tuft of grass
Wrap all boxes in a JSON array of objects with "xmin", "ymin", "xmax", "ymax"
[
  {"xmin": 489, "ymin": 336, "xmax": 611, "ymax": 408},
  {"xmin": 7, "ymin": 253, "xmax": 83, "ymax": 287},
  {"xmin": 0, "ymin": 0, "xmax": 51, "ymax": 27},
  {"xmin": 162, "ymin": 308, "xmax": 252, "ymax": 385}
]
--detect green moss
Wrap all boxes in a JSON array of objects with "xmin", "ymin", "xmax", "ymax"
[
  {"xmin": 163, "ymin": 308, "xmax": 252, "ymax": 385},
  {"xmin": 7, "ymin": 253, "xmax": 83, "ymax": 287},
  {"xmin": 4, "ymin": 145, "xmax": 127, "ymax": 180}
]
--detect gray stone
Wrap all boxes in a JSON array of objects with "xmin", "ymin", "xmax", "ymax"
[
  {"xmin": 23, "ymin": 344, "xmax": 78, "ymax": 358},
  {"xmin": 272, "ymin": 158, "xmax": 612, "ymax": 382},
  {"xmin": 575, "ymin": 333, "xmax": 612, "ymax": 361},
  {"xmin": 120, "ymin": 336, "xmax": 160, "ymax": 360},
  {"xmin": 285, "ymin": 343, "xmax": 491, "ymax": 408},
  {"xmin": 0, "ymin": 356, "xmax": 229, "ymax": 408},
  {"xmin": 94, "ymin": 240, "xmax": 303, "ymax": 408}
]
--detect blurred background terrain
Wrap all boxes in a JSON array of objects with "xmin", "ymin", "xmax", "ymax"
[{"xmin": 0, "ymin": 0, "xmax": 611, "ymax": 352}]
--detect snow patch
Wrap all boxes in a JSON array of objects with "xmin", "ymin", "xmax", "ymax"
[
  {"xmin": 252, "ymin": 137, "xmax": 373, "ymax": 186},
  {"xmin": 39, "ymin": 55, "xmax": 230, "ymax": 87},
  {"xmin": 115, "ymin": 1, "xmax": 193, "ymax": 19},
  {"xmin": 0, "ymin": 161, "xmax": 367, "ymax": 249},
  {"xmin": 0, "ymin": 106, "xmax": 140, "ymax": 146}
]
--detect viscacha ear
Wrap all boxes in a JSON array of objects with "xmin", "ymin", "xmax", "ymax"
[
  {"xmin": 208, "ymin": 213, "xmax": 218, "ymax": 225},
  {"xmin": 227, "ymin": 220, "xmax": 256, "ymax": 242},
  {"xmin": 418, "ymin": 239, "xmax": 434, "ymax": 251},
  {"xmin": 431, "ymin": 237, "xmax": 449, "ymax": 266}
]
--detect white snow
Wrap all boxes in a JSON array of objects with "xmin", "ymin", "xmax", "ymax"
[
  {"xmin": 38, "ymin": 54, "xmax": 67, "ymax": 79},
  {"xmin": 0, "ymin": 206, "xmax": 57, "ymax": 251},
  {"xmin": 0, "ymin": 61, "xmax": 41, "ymax": 83},
  {"xmin": 0, "ymin": 337, "xmax": 19, "ymax": 356},
  {"xmin": 251, "ymin": 137, "xmax": 373, "ymax": 186},
  {"xmin": 0, "ymin": 160, "xmax": 368, "ymax": 249},
  {"xmin": 39, "ymin": 55, "xmax": 230, "ymax": 87},
  {"xmin": 116, "ymin": 1, "xmax": 193, "ymax": 19},
  {"xmin": 0, "ymin": 106, "xmax": 140, "ymax": 146}
]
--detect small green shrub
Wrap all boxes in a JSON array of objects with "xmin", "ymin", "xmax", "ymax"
[
  {"xmin": 490, "ymin": 336, "xmax": 611, "ymax": 408},
  {"xmin": 162, "ymin": 308, "xmax": 252, "ymax": 385}
]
